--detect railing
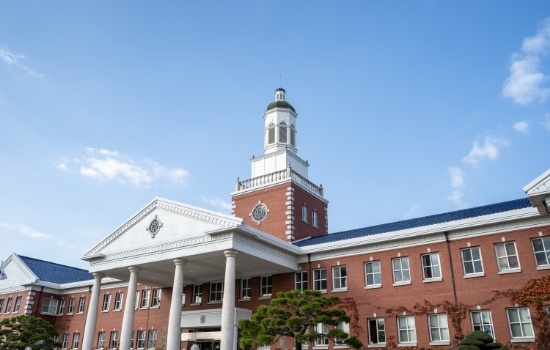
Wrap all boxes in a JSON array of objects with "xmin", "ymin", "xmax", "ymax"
[{"xmin": 235, "ymin": 168, "xmax": 323, "ymax": 196}]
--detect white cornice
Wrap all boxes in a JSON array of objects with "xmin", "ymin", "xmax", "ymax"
[{"xmin": 523, "ymin": 168, "xmax": 550, "ymax": 195}]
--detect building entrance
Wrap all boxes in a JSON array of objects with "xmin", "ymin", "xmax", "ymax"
[{"xmin": 188, "ymin": 340, "xmax": 220, "ymax": 350}]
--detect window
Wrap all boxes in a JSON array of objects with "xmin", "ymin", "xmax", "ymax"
[
  {"xmin": 279, "ymin": 122, "xmax": 288, "ymax": 143},
  {"xmin": 41, "ymin": 298, "xmax": 58, "ymax": 315},
  {"xmin": 102, "ymin": 294, "xmax": 111, "ymax": 312},
  {"xmin": 471, "ymin": 310, "xmax": 494, "ymax": 338},
  {"xmin": 313, "ymin": 268, "xmax": 327, "ymax": 291},
  {"xmin": 397, "ymin": 316, "xmax": 416, "ymax": 344},
  {"xmin": 495, "ymin": 242, "xmax": 520, "ymax": 272},
  {"xmin": 114, "ymin": 293, "xmax": 123, "ymax": 311},
  {"xmin": 77, "ymin": 297, "xmax": 86, "ymax": 313},
  {"xmin": 367, "ymin": 318, "xmax": 386, "ymax": 345},
  {"xmin": 268, "ymin": 124, "xmax": 275, "ymax": 144},
  {"xmin": 136, "ymin": 330, "xmax": 146, "ymax": 349},
  {"xmin": 290, "ymin": 125, "xmax": 296, "ymax": 147},
  {"xmin": 332, "ymin": 266, "xmax": 347, "ymax": 290},
  {"xmin": 72, "ymin": 332, "xmax": 80, "ymax": 349},
  {"xmin": 0, "ymin": 299, "xmax": 4, "ymax": 313},
  {"xmin": 532, "ymin": 237, "xmax": 550, "ymax": 267},
  {"xmin": 241, "ymin": 278, "xmax": 252, "ymax": 299},
  {"xmin": 392, "ymin": 257, "xmax": 411, "ymax": 284},
  {"xmin": 13, "ymin": 296, "xmax": 21, "ymax": 313},
  {"xmin": 312, "ymin": 210, "xmax": 318, "ymax": 228},
  {"xmin": 428, "ymin": 314, "xmax": 450, "ymax": 343},
  {"xmin": 109, "ymin": 331, "xmax": 118, "ymax": 349},
  {"xmin": 314, "ymin": 323, "xmax": 329, "ymax": 346},
  {"xmin": 295, "ymin": 271, "xmax": 308, "ymax": 291},
  {"xmin": 422, "ymin": 253, "xmax": 442, "ymax": 280},
  {"xmin": 5, "ymin": 298, "xmax": 12, "ymax": 313},
  {"xmin": 462, "ymin": 247, "xmax": 484, "ymax": 275},
  {"xmin": 62, "ymin": 333, "xmax": 70, "ymax": 349},
  {"xmin": 334, "ymin": 322, "xmax": 349, "ymax": 345},
  {"xmin": 148, "ymin": 329, "xmax": 157, "ymax": 349},
  {"xmin": 365, "ymin": 261, "xmax": 381, "ymax": 287},
  {"xmin": 302, "ymin": 204, "xmax": 308, "ymax": 223},
  {"xmin": 151, "ymin": 289, "xmax": 161, "ymax": 308},
  {"xmin": 261, "ymin": 276, "xmax": 272, "ymax": 297},
  {"xmin": 58, "ymin": 299, "xmax": 66, "ymax": 315},
  {"xmin": 67, "ymin": 298, "xmax": 75, "ymax": 314},
  {"xmin": 140, "ymin": 290, "xmax": 150, "ymax": 308},
  {"xmin": 192, "ymin": 284, "xmax": 202, "ymax": 304},
  {"xmin": 506, "ymin": 307, "xmax": 534, "ymax": 339},
  {"xmin": 97, "ymin": 331, "xmax": 106, "ymax": 349},
  {"xmin": 210, "ymin": 282, "xmax": 224, "ymax": 302}
]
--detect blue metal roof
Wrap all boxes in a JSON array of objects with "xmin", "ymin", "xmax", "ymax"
[
  {"xmin": 19, "ymin": 255, "xmax": 93, "ymax": 284},
  {"xmin": 293, "ymin": 198, "xmax": 532, "ymax": 247}
]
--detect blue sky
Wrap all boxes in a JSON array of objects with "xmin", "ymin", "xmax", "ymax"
[{"xmin": 1, "ymin": 1, "xmax": 549, "ymax": 269}]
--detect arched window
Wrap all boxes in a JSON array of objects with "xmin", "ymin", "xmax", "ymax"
[
  {"xmin": 268, "ymin": 123, "xmax": 275, "ymax": 144},
  {"xmin": 279, "ymin": 122, "xmax": 287, "ymax": 143}
]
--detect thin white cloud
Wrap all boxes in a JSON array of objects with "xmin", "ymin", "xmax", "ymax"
[
  {"xmin": 449, "ymin": 166, "xmax": 464, "ymax": 189},
  {"xmin": 0, "ymin": 222, "xmax": 50, "ymax": 239},
  {"xmin": 60, "ymin": 148, "xmax": 190, "ymax": 187},
  {"xmin": 513, "ymin": 121, "xmax": 530, "ymax": 134},
  {"xmin": 502, "ymin": 18, "xmax": 550, "ymax": 105},
  {"xmin": 201, "ymin": 196, "xmax": 232, "ymax": 210},
  {"xmin": 462, "ymin": 136, "xmax": 508, "ymax": 165},
  {"xmin": 543, "ymin": 113, "xmax": 550, "ymax": 131},
  {"xmin": 0, "ymin": 47, "xmax": 45, "ymax": 78},
  {"xmin": 447, "ymin": 190, "xmax": 465, "ymax": 207}
]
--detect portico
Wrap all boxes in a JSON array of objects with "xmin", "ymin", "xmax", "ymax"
[{"xmin": 81, "ymin": 198, "xmax": 300, "ymax": 350}]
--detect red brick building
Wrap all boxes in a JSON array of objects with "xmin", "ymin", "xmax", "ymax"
[{"xmin": 1, "ymin": 88, "xmax": 549, "ymax": 350}]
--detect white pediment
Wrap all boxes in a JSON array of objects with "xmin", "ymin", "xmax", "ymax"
[
  {"xmin": 523, "ymin": 168, "xmax": 550, "ymax": 215},
  {"xmin": 83, "ymin": 198, "xmax": 243, "ymax": 260},
  {"xmin": 0, "ymin": 254, "xmax": 38, "ymax": 294}
]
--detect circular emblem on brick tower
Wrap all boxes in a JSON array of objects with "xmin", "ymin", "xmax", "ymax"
[
  {"xmin": 250, "ymin": 202, "xmax": 268, "ymax": 224},
  {"xmin": 147, "ymin": 215, "xmax": 163, "ymax": 238}
]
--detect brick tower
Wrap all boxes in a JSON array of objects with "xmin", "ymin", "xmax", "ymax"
[{"xmin": 231, "ymin": 88, "xmax": 328, "ymax": 242}]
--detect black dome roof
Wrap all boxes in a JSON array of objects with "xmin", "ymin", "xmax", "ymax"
[{"xmin": 266, "ymin": 100, "xmax": 296, "ymax": 113}]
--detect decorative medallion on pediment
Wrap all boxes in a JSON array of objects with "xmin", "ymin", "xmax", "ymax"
[{"xmin": 147, "ymin": 215, "xmax": 163, "ymax": 238}]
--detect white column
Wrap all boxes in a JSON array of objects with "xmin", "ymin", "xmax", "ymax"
[
  {"xmin": 221, "ymin": 250, "xmax": 238, "ymax": 350},
  {"xmin": 82, "ymin": 272, "xmax": 104, "ymax": 350},
  {"xmin": 120, "ymin": 266, "xmax": 140, "ymax": 350},
  {"xmin": 167, "ymin": 259, "xmax": 187, "ymax": 350}
]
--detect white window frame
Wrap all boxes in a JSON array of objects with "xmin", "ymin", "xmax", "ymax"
[
  {"xmin": 114, "ymin": 292, "xmax": 123, "ymax": 311},
  {"xmin": 67, "ymin": 298, "xmax": 75, "ymax": 314},
  {"xmin": 140, "ymin": 290, "xmax": 150, "ymax": 308},
  {"xmin": 135, "ymin": 291, "xmax": 140, "ymax": 309},
  {"xmin": 13, "ymin": 296, "xmax": 21, "ymax": 313},
  {"xmin": 0, "ymin": 299, "xmax": 4, "ymax": 313},
  {"xmin": 302, "ymin": 204, "xmax": 308, "ymax": 223},
  {"xmin": 397, "ymin": 315, "xmax": 416, "ymax": 344},
  {"xmin": 209, "ymin": 282, "xmax": 224, "ymax": 302},
  {"xmin": 62, "ymin": 333, "xmax": 70, "ymax": 349},
  {"xmin": 147, "ymin": 329, "xmax": 157, "ymax": 349},
  {"xmin": 461, "ymin": 247, "xmax": 484, "ymax": 276},
  {"xmin": 367, "ymin": 318, "xmax": 386, "ymax": 345},
  {"xmin": 365, "ymin": 261, "xmax": 382, "ymax": 288},
  {"xmin": 241, "ymin": 278, "xmax": 252, "ymax": 299},
  {"xmin": 295, "ymin": 271, "xmax": 308, "ymax": 292},
  {"xmin": 495, "ymin": 242, "xmax": 521, "ymax": 273},
  {"xmin": 313, "ymin": 268, "xmax": 327, "ymax": 291},
  {"xmin": 97, "ymin": 331, "xmax": 106, "ymax": 349},
  {"xmin": 109, "ymin": 331, "xmax": 118, "ymax": 349},
  {"xmin": 151, "ymin": 289, "xmax": 161, "ymax": 308},
  {"xmin": 532, "ymin": 237, "xmax": 550, "ymax": 268},
  {"xmin": 506, "ymin": 307, "xmax": 534, "ymax": 340},
  {"xmin": 72, "ymin": 332, "xmax": 80, "ymax": 349},
  {"xmin": 192, "ymin": 284, "xmax": 202, "ymax": 304},
  {"xmin": 58, "ymin": 299, "xmax": 66, "ymax": 315},
  {"xmin": 332, "ymin": 266, "xmax": 347, "ymax": 291},
  {"xmin": 77, "ymin": 296, "xmax": 86, "ymax": 314},
  {"xmin": 102, "ymin": 294, "xmax": 111, "ymax": 312},
  {"xmin": 470, "ymin": 310, "xmax": 495, "ymax": 339},
  {"xmin": 5, "ymin": 297, "xmax": 12, "ymax": 313},
  {"xmin": 334, "ymin": 322, "xmax": 350, "ymax": 345},
  {"xmin": 136, "ymin": 330, "xmax": 146, "ymax": 349},
  {"xmin": 41, "ymin": 298, "xmax": 58, "ymax": 315},
  {"xmin": 260, "ymin": 276, "xmax": 272, "ymax": 297},
  {"xmin": 422, "ymin": 253, "xmax": 442, "ymax": 281},
  {"xmin": 392, "ymin": 257, "xmax": 411, "ymax": 285},
  {"xmin": 312, "ymin": 210, "xmax": 318, "ymax": 228},
  {"xmin": 428, "ymin": 313, "xmax": 450, "ymax": 344},
  {"xmin": 314, "ymin": 323, "xmax": 329, "ymax": 346}
]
